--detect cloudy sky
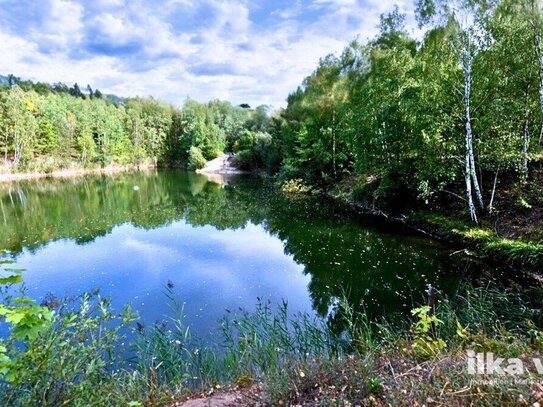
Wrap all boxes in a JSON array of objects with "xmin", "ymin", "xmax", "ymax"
[{"xmin": 0, "ymin": 0, "xmax": 417, "ymax": 108}]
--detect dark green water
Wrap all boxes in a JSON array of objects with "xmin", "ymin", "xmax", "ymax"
[{"xmin": 0, "ymin": 170, "xmax": 493, "ymax": 336}]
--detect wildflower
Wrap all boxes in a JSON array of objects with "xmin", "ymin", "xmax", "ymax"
[{"xmin": 299, "ymin": 371, "xmax": 305, "ymax": 378}]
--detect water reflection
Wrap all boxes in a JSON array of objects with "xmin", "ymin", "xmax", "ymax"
[{"xmin": 0, "ymin": 170, "xmax": 471, "ymax": 334}]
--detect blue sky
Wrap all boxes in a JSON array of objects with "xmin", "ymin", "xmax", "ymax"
[{"xmin": 0, "ymin": 0, "xmax": 417, "ymax": 107}]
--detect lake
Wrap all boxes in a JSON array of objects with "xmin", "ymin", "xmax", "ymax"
[{"xmin": 0, "ymin": 170, "xmax": 501, "ymax": 338}]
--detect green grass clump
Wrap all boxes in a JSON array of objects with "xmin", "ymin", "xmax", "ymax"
[
  {"xmin": 2, "ymin": 274, "xmax": 543, "ymax": 406},
  {"xmin": 409, "ymin": 212, "xmax": 543, "ymax": 268}
]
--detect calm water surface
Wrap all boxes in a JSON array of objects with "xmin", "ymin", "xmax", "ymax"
[{"xmin": 0, "ymin": 170, "xmax": 491, "ymax": 337}]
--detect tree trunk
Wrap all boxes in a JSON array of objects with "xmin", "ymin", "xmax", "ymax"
[
  {"xmin": 13, "ymin": 130, "xmax": 20, "ymax": 165},
  {"xmin": 465, "ymin": 149, "xmax": 478, "ymax": 223},
  {"xmin": 332, "ymin": 107, "xmax": 337, "ymax": 178},
  {"xmin": 462, "ymin": 39, "xmax": 483, "ymax": 219},
  {"xmin": 534, "ymin": 24, "xmax": 543, "ymax": 145},
  {"xmin": 4, "ymin": 128, "xmax": 7, "ymax": 164},
  {"xmin": 523, "ymin": 88, "xmax": 531, "ymax": 180},
  {"xmin": 489, "ymin": 166, "xmax": 499, "ymax": 216}
]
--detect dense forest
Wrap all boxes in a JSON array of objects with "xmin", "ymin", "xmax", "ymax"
[
  {"xmin": 0, "ymin": 74, "xmax": 272, "ymax": 172},
  {"xmin": 1, "ymin": 0, "xmax": 543, "ymax": 225}
]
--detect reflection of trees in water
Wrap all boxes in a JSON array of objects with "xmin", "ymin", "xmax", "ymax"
[{"xmin": 0, "ymin": 171, "xmax": 463, "ymax": 324}]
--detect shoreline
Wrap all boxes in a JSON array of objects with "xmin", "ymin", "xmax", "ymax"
[
  {"xmin": 195, "ymin": 153, "xmax": 248, "ymax": 175},
  {"xmin": 0, "ymin": 164, "xmax": 157, "ymax": 183},
  {"xmin": 2, "ymin": 162, "xmax": 541, "ymax": 273},
  {"xmin": 325, "ymin": 190, "xmax": 543, "ymax": 273}
]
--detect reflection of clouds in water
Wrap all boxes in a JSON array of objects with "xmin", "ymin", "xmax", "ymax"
[
  {"xmin": 122, "ymin": 236, "xmax": 180, "ymax": 274},
  {"xmin": 12, "ymin": 219, "xmax": 312, "ymax": 329},
  {"xmin": 206, "ymin": 223, "xmax": 291, "ymax": 259},
  {"xmin": 0, "ymin": 171, "xmax": 465, "ymax": 339},
  {"xmin": 122, "ymin": 237, "xmax": 177, "ymax": 256}
]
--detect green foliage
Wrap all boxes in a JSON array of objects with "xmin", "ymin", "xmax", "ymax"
[
  {"xmin": 281, "ymin": 178, "xmax": 312, "ymax": 194},
  {"xmin": 410, "ymin": 306, "xmax": 447, "ymax": 359},
  {"xmin": 352, "ymin": 179, "xmax": 379, "ymax": 206},
  {"xmin": 187, "ymin": 146, "xmax": 207, "ymax": 170},
  {"xmin": 0, "ymin": 82, "xmax": 274, "ymax": 172},
  {"xmin": 0, "ymin": 261, "xmax": 53, "ymax": 380},
  {"xmin": 232, "ymin": 130, "xmax": 278, "ymax": 172},
  {"xmin": 271, "ymin": 1, "xmax": 543, "ymax": 219},
  {"xmin": 180, "ymin": 100, "xmax": 224, "ymax": 160}
]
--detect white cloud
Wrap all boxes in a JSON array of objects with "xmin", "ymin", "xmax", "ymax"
[
  {"xmin": 31, "ymin": 0, "xmax": 84, "ymax": 51},
  {"xmin": 0, "ymin": 0, "xmax": 417, "ymax": 107},
  {"xmin": 92, "ymin": 13, "xmax": 137, "ymax": 43},
  {"xmin": 271, "ymin": 1, "xmax": 303, "ymax": 20}
]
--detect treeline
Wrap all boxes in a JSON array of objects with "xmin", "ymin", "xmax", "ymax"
[
  {"xmin": 2, "ymin": 0, "xmax": 543, "ymax": 222},
  {"xmin": 0, "ymin": 76, "xmax": 272, "ymax": 172},
  {"xmin": 268, "ymin": 0, "xmax": 543, "ymax": 223}
]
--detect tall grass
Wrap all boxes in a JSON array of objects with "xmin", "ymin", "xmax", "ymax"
[{"xmin": 2, "ymin": 282, "xmax": 543, "ymax": 405}]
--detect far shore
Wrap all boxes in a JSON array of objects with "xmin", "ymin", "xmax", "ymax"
[
  {"xmin": 0, "ymin": 164, "xmax": 157, "ymax": 183},
  {"xmin": 195, "ymin": 153, "xmax": 247, "ymax": 175}
]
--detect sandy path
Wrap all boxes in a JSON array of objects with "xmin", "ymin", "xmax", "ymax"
[{"xmin": 196, "ymin": 153, "xmax": 246, "ymax": 175}]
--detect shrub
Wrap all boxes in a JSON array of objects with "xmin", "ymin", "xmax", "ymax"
[
  {"xmin": 277, "ymin": 160, "xmax": 305, "ymax": 182},
  {"xmin": 231, "ymin": 131, "xmax": 277, "ymax": 173},
  {"xmin": 281, "ymin": 178, "xmax": 312, "ymax": 194},
  {"xmin": 352, "ymin": 179, "xmax": 379, "ymax": 205},
  {"xmin": 187, "ymin": 146, "xmax": 207, "ymax": 170}
]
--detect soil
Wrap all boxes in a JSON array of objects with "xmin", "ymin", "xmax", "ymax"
[
  {"xmin": 172, "ymin": 387, "xmax": 261, "ymax": 407},
  {"xmin": 196, "ymin": 154, "xmax": 246, "ymax": 175},
  {"xmin": 0, "ymin": 164, "xmax": 156, "ymax": 183},
  {"xmin": 490, "ymin": 163, "xmax": 543, "ymax": 242}
]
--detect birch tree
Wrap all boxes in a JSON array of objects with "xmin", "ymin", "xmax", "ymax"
[
  {"xmin": 527, "ymin": 0, "xmax": 543, "ymax": 145},
  {"xmin": 5, "ymin": 86, "xmax": 36, "ymax": 165},
  {"xmin": 485, "ymin": 0, "xmax": 540, "ymax": 189},
  {"xmin": 416, "ymin": 0, "xmax": 494, "ymax": 222}
]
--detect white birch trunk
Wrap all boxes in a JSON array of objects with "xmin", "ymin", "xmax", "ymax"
[
  {"xmin": 4, "ymin": 129, "xmax": 7, "ymax": 164},
  {"xmin": 489, "ymin": 167, "xmax": 499, "ymax": 216},
  {"xmin": 523, "ymin": 88, "xmax": 531, "ymax": 180},
  {"xmin": 524, "ymin": 119, "xmax": 530, "ymax": 180},
  {"xmin": 332, "ymin": 107, "xmax": 337, "ymax": 178},
  {"xmin": 13, "ymin": 130, "xmax": 21, "ymax": 165},
  {"xmin": 465, "ymin": 149, "xmax": 478, "ymax": 223},
  {"xmin": 535, "ymin": 29, "xmax": 543, "ymax": 145},
  {"xmin": 461, "ymin": 38, "xmax": 484, "ymax": 217}
]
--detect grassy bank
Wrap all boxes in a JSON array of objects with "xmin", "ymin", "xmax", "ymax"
[
  {"xmin": 319, "ymin": 166, "xmax": 543, "ymax": 273},
  {"xmin": 2, "ymin": 265, "xmax": 543, "ymax": 406},
  {"xmin": 407, "ymin": 212, "xmax": 543, "ymax": 271}
]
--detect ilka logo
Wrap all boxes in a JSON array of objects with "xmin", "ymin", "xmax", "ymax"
[{"xmin": 467, "ymin": 350, "xmax": 543, "ymax": 385}]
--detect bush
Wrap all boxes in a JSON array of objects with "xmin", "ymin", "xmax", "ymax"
[
  {"xmin": 231, "ymin": 149, "xmax": 254, "ymax": 170},
  {"xmin": 351, "ymin": 174, "xmax": 415, "ymax": 211},
  {"xmin": 352, "ymin": 179, "xmax": 379, "ymax": 205},
  {"xmin": 231, "ymin": 131, "xmax": 276, "ymax": 173},
  {"xmin": 277, "ymin": 159, "xmax": 305, "ymax": 182},
  {"xmin": 281, "ymin": 178, "xmax": 312, "ymax": 194},
  {"xmin": 187, "ymin": 146, "xmax": 207, "ymax": 170}
]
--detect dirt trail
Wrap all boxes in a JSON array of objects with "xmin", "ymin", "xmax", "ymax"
[
  {"xmin": 196, "ymin": 154, "xmax": 245, "ymax": 175},
  {"xmin": 172, "ymin": 388, "xmax": 259, "ymax": 407}
]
